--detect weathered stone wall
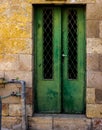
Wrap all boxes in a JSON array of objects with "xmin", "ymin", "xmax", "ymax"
[
  {"xmin": 86, "ymin": 0, "xmax": 102, "ymax": 118},
  {"xmin": 0, "ymin": 0, "xmax": 102, "ymax": 129},
  {"xmin": 0, "ymin": 0, "xmax": 33, "ymax": 128}
]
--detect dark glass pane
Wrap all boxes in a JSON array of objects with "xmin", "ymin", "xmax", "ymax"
[
  {"xmin": 43, "ymin": 8, "xmax": 53, "ymax": 79},
  {"xmin": 68, "ymin": 9, "xmax": 77, "ymax": 79}
]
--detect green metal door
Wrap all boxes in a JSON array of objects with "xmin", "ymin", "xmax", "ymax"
[{"xmin": 34, "ymin": 6, "xmax": 86, "ymax": 114}]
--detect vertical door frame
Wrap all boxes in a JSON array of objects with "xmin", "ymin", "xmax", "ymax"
[{"xmin": 33, "ymin": 5, "xmax": 86, "ymax": 114}]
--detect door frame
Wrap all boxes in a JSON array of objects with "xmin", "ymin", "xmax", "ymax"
[{"xmin": 33, "ymin": 5, "xmax": 86, "ymax": 114}]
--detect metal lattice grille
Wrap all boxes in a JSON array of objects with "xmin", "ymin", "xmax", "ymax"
[
  {"xmin": 68, "ymin": 9, "xmax": 78, "ymax": 79},
  {"xmin": 43, "ymin": 8, "xmax": 53, "ymax": 79}
]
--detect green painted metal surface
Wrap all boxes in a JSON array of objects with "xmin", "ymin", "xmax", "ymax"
[
  {"xmin": 34, "ymin": 7, "xmax": 61, "ymax": 113},
  {"xmin": 62, "ymin": 7, "xmax": 86, "ymax": 113},
  {"xmin": 34, "ymin": 6, "xmax": 86, "ymax": 114}
]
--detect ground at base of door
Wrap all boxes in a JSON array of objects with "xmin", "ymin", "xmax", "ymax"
[
  {"xmin": 28, "ymin": 115, "xmax": 102, "ymax": 130},
  {"xmin": 2, "ymin": 115, "xmax": 102, "ymax": 130}
]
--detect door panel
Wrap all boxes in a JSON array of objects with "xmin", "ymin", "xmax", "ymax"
[
  {"xmin": 34, "ymin": 6, "xmax": 85, "ymax": 114},
  {"xmin": 62, "ymin": 8, "xmax": 85, "ymax": 113},
  {"xmin": 35, "ymin": 7, "xmax": 61, "ymax": 113}
]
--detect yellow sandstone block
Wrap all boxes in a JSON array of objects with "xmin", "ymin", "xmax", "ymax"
[
  {"xmin": 0, "ymin": 42, "xmax": 4, "ymax": 54},
  {"xmin": 0, "ymin": 23, "xmax": 10, "ymax": 38},
  {"xmin": 10, "ymin": 23, "xmax": 32, "ymax": 38},
  {"xmin": 0, "ymin": 3, "xmax": 8, "ymax": 13},
  {"xmin": 0, "ymin": 55, "xmax": 3, "ymax": 61},
  {"xmin": 2, "ymin": 104, "xmax": 9, "ymax": 116},
  {"xmin": 0, "ymin": 23, "xmax": 31, "ymax": 38},
  {"xmin": 9, "ymin": 0, "xmax": 23, "ymax": 5},
  {"xmin": 0, "ymin": 15, "xmax": 7, "ymax": 23},
  {"xmin": 25, "ymin": 4, "xmax": 32, "ymax": 22},
  {"xmin": 2, "ymin": 117, "xmax": 21, "ymax": 129},
  {"xmin": 0, "ymin": 54, "xmax": 19, "ymax": 71},
  {"xmin": 86, "ymin": 88, "xmax": 95, "ymax": 104},
  {"xmin": 86, "ymin": 104, "xmax": 102, "ymax": 118},
  {"xmin": 0, "ymin": 38, "xmax": 32, "ymax": 54},
  {"xmin": 9, "ymin": 3, "xmax": 32, "ymax": 23},
  {"xmin": 10, "ymin": 13, "xmax": 31, "ymax": 23},
  {"xmin": 0, "ymin": 54, "xmax": 17, "ymax": 62}
]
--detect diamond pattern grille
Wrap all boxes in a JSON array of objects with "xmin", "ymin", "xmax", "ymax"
[
  {"xmin": 68, "ymin": 9, "xmax": 78, "ymax": 79},
  {"xmin": 43, "ymin": 8, "xmax": 53, "ymax": 79}
]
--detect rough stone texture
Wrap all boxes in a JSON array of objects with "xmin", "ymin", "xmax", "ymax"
[
  {"xmin": 2, "ymin": 104, "xmax": 9, "ymax": 116},
  {"xmin": 54, "ymin": 117, "xmax": 92, "ymax": 130},
  {"xmin": 0, "ymin": 71, "xmax": 4, "ymax": 77},
  {"xmin": 28, "ymin": 117, "xmax": 52, "ymax": 130},
  {"xmin": 0, "ymin": 38, "xmax": 32, "ymax": 54},
  {"xmin": 9, "ymin": 5, "xmax": 32, "ymax": 24},
  {"xmin": 2, "ymin": 117, "xmax": 21, "ymax": 129},
  {"xmin": 86, "ymin": 20, "xmax": 99, "ymax": 38},
  {"xmin": 0, "ymin": 23, "xmax": 32, "ymax": 39},
  {"xmin": 12, "ymin": 124, "xmax": 22, "ymax": 130},
  {"xmin": 86, "ymin": 88, "xmax": 95, "ymax": 104},
  {"xmin": 87, "ymin": 38, "xmax": 102, "ymax": 54},
  {"xmin": 99, "ymin": 54, "xmax": 102, "ymax": 71},
  {"xmin": 92, "ymin": 119, "xmax": 102, "ymax": 130},
  {"xmin": 100, "ymin": 21, "xmax": 102, "ymax": 38},
  {"xmin": 0, "ymin": 0, "xmax": 102, "ymax": 129},
  {"xmin": 5, "ymin": 71, "xmax": 32, "ymax": 88},
  {"xmin": 87, "ymin": 53, "xmax": 99, "ymax": 71},
  {"xmin": 18, "ymin": 54, "xmax": 32, "ymax": 71},
  {"xmin": 1, "ymin": 128, "xmax": 11, "ymax": 130},
  {"xmin": 9, "ymin": 104, "xmax": 22, "ymax": 116},
  {"xmin": 26, "ymin": 105, "xmax": 33, "ymax": 116},
  {"xmin": 95, "ymin": 89, "xmax": 102, "ymax": 103},
  {"xmin": 87, "ymin": 3, "xmax": 102, "ymax": 20},
  {"xmin": 0, "ymin": 72, "xmax": 5, "ymax": 88},
  {"xmin": 0, "ymin": 84, "xmax": 20, "ymax": 104},
  {"xmin": 0, "ymin": 55, "xmax": 19, "ymax": 71},
  {"xmin": 9, "ymin": 104, "xmax": 32, "ymax": 116},
  {"xmin": 87, "ymin": 71, "xmax": 102, "ymax": 89},
  {"xmin": 28, "ymin": 116, "xmax": 94, "ymax": 130},
  {"xmin": 26, "ymin": 87, "xmax": 33, "ymax": 104},
  {"xmin": 86, "ymin": 104, "xmax": 102, "ymax": 118}
]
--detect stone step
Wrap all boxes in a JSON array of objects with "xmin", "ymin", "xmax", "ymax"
[
  {"xmin": 1, "ymin": 128, "xmax": 12, "ymax": 130},
  {"xmin": 28, "ymin": 115, "xmax": 93, "ymax": 130}
]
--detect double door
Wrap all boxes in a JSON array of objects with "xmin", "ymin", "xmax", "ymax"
[{"xmin": 34, "ymin": 6, "xmax": 86, "ymax": 114}]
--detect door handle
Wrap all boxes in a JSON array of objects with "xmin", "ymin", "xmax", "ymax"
[{"xmin": 62, "ymin": 54, "xmax": 67, "ymax": 57}]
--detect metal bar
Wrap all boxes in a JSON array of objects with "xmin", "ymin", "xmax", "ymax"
[
  {"xmin": 0, "ymin": 92, "xmax": 21, "ymax": 130},
  {"xmin": 20, "ymin": 81, "xmax": 27, "ymax": 130},
  {"xmin": 0, "ymin": 79, "xmax": 27, "ymax": 130},
  {"xmin": 1, "ymin": 92, "xmax": 21, "ymax": 99},
  {"xmin": 1, "ymin": 93, "xmax": 12, "ymax": 99},
  {"xmin": 6, "ymin": 79, "xmax": 27, "ymax": 130}
]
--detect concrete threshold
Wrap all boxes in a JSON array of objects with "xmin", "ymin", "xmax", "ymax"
[
  {"xmin": 28, "ymin": 114, "xmax": 93, "ymax": 130},
  {"xmin": 34, "ymin": 114, "xmax": 87, "ymax": 118}
]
